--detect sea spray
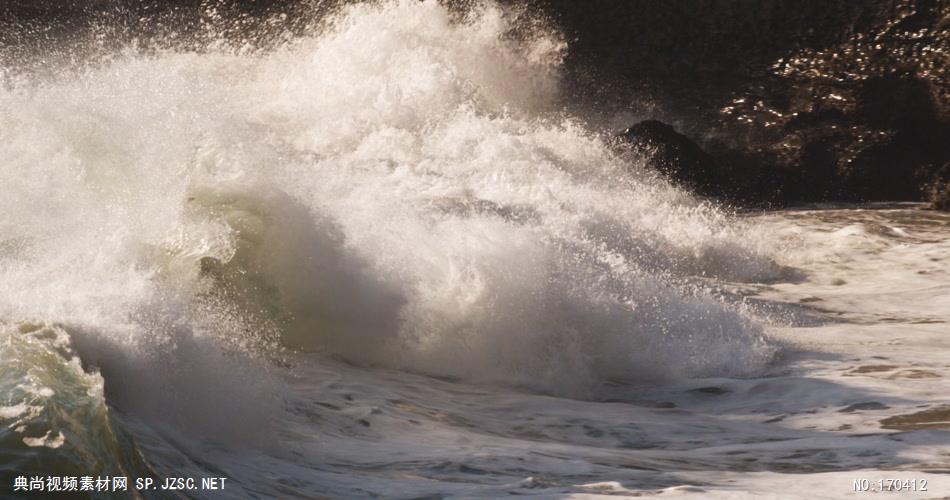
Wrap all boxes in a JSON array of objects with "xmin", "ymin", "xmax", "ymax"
[{"xmin": 0, "ymin": 1, "xmax": 777, "ymax": 436}]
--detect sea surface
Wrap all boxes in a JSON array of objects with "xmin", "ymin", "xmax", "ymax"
[{"xmin": 1, "ymin": 1, "xmax": 948, "ymax": 498}]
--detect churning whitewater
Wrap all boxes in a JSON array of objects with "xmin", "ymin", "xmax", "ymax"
[
  {"xmin": 5, "ymin": 1, "xmax": 947, "ymax": 498},
  {"xmin": 0, "ymin": 0, "xmax": 776, "ymax": 397}
]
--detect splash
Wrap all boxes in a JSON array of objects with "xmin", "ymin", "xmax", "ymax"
[{"xmin": 0, "ymin": 0, "xmax": 778, "ymax": 417}]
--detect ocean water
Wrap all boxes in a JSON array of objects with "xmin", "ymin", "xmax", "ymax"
[{"xmin": 1, "ymin": 1, "xmax": 948, "ymax": 498}]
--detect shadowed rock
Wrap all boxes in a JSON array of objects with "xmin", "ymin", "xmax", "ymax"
[
  {"xmin": 620, "ymin": 120, "xmax": 720, "ymax": 194},
  {"xmin": 620, "ymin": 120, "xmax": 784, "ymax": 206}
]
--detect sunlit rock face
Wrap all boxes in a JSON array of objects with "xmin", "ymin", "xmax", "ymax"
[
  {"xmin": 523, "ymin": 0, "xmax": 949, "ymax": 207},
  {"xmin": 715, "ymin": 1, "xmax": 949, "ymax": 205}
]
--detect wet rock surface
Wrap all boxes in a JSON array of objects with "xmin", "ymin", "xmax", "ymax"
[
  {"xmin": 619, "ymin": 121, "xmax": 721, "ymax": 197},
  {"xmin": 529, "ymin": 0, "xmax": 950, "ymax": 208},
  {"xmin": 618, "ymin": 120, "xmax": 783, "ymax": 206}
]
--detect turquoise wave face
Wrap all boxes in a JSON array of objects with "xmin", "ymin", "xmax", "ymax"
[{"xmin": 0, "ymin": 323, "xmax": 154, "ymax": 488}]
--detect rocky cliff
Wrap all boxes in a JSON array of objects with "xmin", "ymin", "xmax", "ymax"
[{"xmin": 523, "ymin": 0, "xmax": 949, "ymax": 207}]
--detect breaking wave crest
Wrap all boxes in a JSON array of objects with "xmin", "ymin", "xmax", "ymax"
[{"xmin": 0, "ymin": 0, "xmax": 780, "ymax": 442}]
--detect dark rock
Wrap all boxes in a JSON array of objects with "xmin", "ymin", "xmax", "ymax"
[
  {"xmin": 619, "ymin": 120, "xmax": 719, "ymax": 193},
  {"xmin": 854, "ymin": 76, "xmax": 937, "ymax": 130},
  {"xmin": 619, "ymin": 120, "xmax": 786, "ymax": 206},
  {"xmin": 839, "ymin": 402, "xmax": 891, "ymax": 413},
  {"xmin": 924, "ymin": 163, "xmax": 950, "ymax": 211},
  {"xmin": 929, "ymin": 185, "xmax": 950, "ymax": 211},
  {"xmin": 532, "ymin": 0, "xmax": 950, "ymax": 206},
  {"xmin": 689, "ymin": 386, "xmax": 730, "ymax": 395}
]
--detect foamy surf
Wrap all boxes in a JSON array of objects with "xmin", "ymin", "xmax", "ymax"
[
  {"xmin": 1, "ymin": 1, "xmax": 947, "ymax": 498},
  {"xmin": 0, "ymin": 0, "xmax": 776, "ymax": 392}
]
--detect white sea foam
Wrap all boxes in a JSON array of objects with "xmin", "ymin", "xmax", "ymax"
[{"xmin": 0, "ymin": 0, "xmax": 777, "ymax": 401}]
